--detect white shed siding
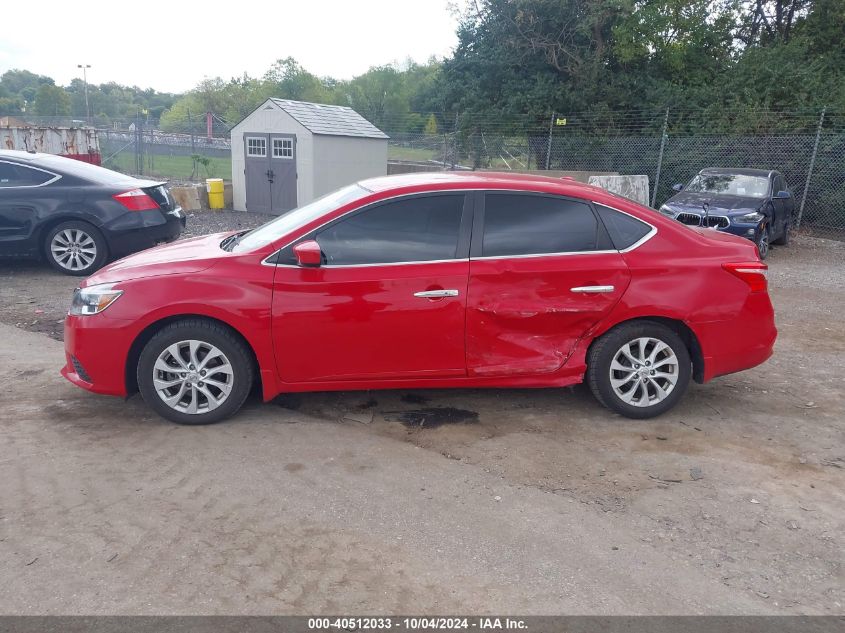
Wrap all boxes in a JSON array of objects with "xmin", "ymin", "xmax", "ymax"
[
  {"xmin": 230, "ymin": 101, "xmax": 313, "ymax": 212},
  {"xmin": 311, "ymin": 135, "xmax": 388, "ymax": 199}
]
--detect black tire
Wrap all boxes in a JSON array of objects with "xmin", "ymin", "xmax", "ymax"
[
  {"xmin": 772, "ymin": 221, "xmax": 790, "ymax": 246},
  {"xmin": 44, "ymin": 220, "xmax": 108, "ymax": 276},
  {"xmin": 137, "ymin": 319, "xmax": 254, "ymax": 425},
  {"xmin": 587, "ymin": 321, "xmax": 692, "ymax": 419},
  {"xmin": 755, "ymin": 224, "xmax": 771, "ymax": 260}
]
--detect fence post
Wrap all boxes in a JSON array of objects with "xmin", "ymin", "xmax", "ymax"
[
  {"xmin": 450, "ymin": 112, "xmax": 459, "ymax": 171},
  {"xmin": 797, "ymin": 106, "xmax": 826, "ymax": 230},
  {"xmin": 545, "ymin": 112, "xmax": 555, "ymax": 170},
  {"xmin": 651, "ymin": 108, "xmax": 669, "ymax": 207}
]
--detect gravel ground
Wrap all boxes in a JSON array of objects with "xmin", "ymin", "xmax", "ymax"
[
  {"xmin": 181, "ymin": 209, "xmax": 274, "ymax": 239},
  {"xmin": 0, "ymin": 220, "xmax": 842, "ymax": 614}
]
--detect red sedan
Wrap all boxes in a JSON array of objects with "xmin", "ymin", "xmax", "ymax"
[{"xmin": 62, "ymin": 172, "xmax": 776, "ymax": 424}]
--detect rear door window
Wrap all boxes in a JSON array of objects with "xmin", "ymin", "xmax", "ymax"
[
  {"xmin": 316, "ymin": 194, "xmax": 465, "ymax": 265},
  {"xmin": 480, "ymin": 193, "xmax": 600, "ymax": 257},
  {"xmin": 0, "ymin": 162, "xmax": 54, "ymax": 187},
  {"xmin": 594, "ymin": 204, "xmax": 653, "ymax": 250}
]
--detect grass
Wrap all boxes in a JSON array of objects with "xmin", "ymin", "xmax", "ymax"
[{"xmin": 103, "ymin": 152, "xmax": 232, "ymax": 181}]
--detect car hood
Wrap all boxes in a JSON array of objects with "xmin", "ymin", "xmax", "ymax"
[
  {"xmin": 665, "ymin": 192, "xmax": 763, "ymax": 214},
  {"xmin": 84, "ymin": 232, "xmax": 233, "ymax": 286}
]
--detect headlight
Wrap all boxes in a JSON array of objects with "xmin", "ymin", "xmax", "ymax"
[
  {"xmin": 659, "ymin": 205, "xmax": 675, "ymax": 216},
  {"xmin": 69, "ymin": 283, "xmax": 123, "ymax": 316},
  {"xmin": 733, "ymin": 212, "xmax": 764, "ymax": 224}
]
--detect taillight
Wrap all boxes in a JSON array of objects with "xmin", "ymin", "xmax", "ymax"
[
  {"xmin": 113, "ymin": 188, "xmax": 159, "ymax": 211},
  {"xmin": 722, "ymin": 262, "xmax": 768, "ymax": 293}
]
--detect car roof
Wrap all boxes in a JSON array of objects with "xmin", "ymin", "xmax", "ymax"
[
  {"xmin": 359, "ymin": 171, "xmax": 606, "ymax": 195},
  {"xmin": 699, "ymin": 167, "xmax": 776, "ymax": 178},
  {"xmin": 0, "ymin": 149, "xmax": 43, "ymax": 162}
]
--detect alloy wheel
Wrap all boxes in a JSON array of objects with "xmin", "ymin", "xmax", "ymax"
[
  {"xmin": 50, "ymin": 229, "xmax": 97, "ymax": 272},
  {"xmin": 609, "ymin": 337, "xmax": 679, "ymax": 407},
  {"xmin": 152, "ymin": 340, "xmax": 234, "ymax": 415}
]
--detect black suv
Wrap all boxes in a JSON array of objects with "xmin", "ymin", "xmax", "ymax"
[{"xmin": 658, "ymin": 168, "xmax": 794, "ymax": 259}]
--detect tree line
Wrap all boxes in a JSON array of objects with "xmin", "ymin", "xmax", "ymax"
[{"xmin": 2, "ymin": 1, "xmax": 842, "ymax": 136}]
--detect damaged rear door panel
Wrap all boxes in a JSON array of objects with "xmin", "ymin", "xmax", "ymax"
[{"xmin": 466, "ymin": 192, "xmax": 631, "ymax": 377}]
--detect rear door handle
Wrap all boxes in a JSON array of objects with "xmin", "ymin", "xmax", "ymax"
[
  {"xmin": 414, "ymin": 289, "xmax": 459, "ymax": 298},
  {"xmin": 570, "ymin": 285, "xmax": 615, "ymax": 294}
]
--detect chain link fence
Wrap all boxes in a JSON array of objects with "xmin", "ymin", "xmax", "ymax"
[
  {"xmin": 4, "ymin": 109, "xmax": 844, "ymax": 233},
  {"xmin": 389, "ymin": 109, "xmax": 844, "ymax": 235}
]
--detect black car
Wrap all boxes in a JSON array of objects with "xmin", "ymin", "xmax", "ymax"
[
  {"xmin": 0, "ymin": 150, "xmax": 185, "ymax": 275},
  {"xmin": 658, "ymin": 167, "xmax": 794, "ymax": 259}
]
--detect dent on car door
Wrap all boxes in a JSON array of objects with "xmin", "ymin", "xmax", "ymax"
[
  {"xmin": 271, "ymin": 192, "xmax": 472, "ymax": 383},
  {"xmin": 466, "ymin": 193, "xmax": 632, "ymax": 377}
]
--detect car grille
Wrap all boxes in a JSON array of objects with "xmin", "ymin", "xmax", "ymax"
[
  {"xmin": 71, "ymin": 355, "xmax": 92, "ymax": 383},
  {"xmin": 675, "ymin": 213, "xmax": 730, "ymax": 229},
  {"xmin": 704, "ymin": 216, "xmax": 730, "ymax": 229},
  {"xmin": 676, "ymin": 213, "xmax": 702, "ymax": 226}
]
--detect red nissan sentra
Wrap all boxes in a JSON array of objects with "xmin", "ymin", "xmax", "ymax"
[{"xmin": 62, "ymin": 172, "xmax": 776, "ymax": 424}]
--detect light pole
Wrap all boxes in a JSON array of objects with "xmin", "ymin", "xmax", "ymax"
[{"xmin": 77, "ymin": 64, "xmax": 91, "ymax": 125}]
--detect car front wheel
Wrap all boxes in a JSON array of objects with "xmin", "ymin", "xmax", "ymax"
[
  {"xmin": 756, "ymin": 224, "xmax": 771, "ymax": 260},
  {"xmin": 587, "ymin": 321, "xmax": 691, "ymax": 419},
  {"xmin": 137, "ymin": 319, "xmax": 254, "ymax": 424}
]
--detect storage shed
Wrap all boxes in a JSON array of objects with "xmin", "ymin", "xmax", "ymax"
[{"xmin": 231, "ymin": 99, "xmax": 389, "ymax": 214}]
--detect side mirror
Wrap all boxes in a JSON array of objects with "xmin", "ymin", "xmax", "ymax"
[
  {"xmin": 293, "ymin": 240, "xmax": 323, "ymax": 267},
  {"xmin": 672, "ymin": 183, "xmax": 684, "ymax": 192},
  {"xmin": 774, "ymin": 190, "xmax": 791, "ymax": 199}
]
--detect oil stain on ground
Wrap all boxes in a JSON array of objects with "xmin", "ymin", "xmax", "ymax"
[{"xmin": 384, "ymin": 407, "xmax": 479, "ymax": 429}]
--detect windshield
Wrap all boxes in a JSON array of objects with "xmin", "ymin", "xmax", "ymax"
[
  {"xmin": 685, "ymin": 174, "xmax": 770, "ymax": 198},
  {"xmin": 231, "ymin": 184, "xmax": 370, "ymax": 253}
]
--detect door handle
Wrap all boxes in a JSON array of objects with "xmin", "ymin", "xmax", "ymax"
[
  {"xmin": 570, "ymin": 285, "xmax": 615, "ymax": 294},
  {"xmin": 414, "ymin": 289, "xmax": 459, "ymax": 298}
]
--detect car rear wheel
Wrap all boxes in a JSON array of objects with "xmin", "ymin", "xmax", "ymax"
[
  {"xmin": 756, "ymin": 224, "xmax": 771, "ymax": 260},
  {"xmin": 45, "ymin": 221, "xmax": 108, "ymax": 275},
  {"xmin": 137, "ymin": 320, "xmax": 254, "ymax": 425},
  {"xmin": 587, "ymin": 321, "xmax": 691, "ymax": 419},
  {"xmin": 772, "ymin": 221, "xmax": 790, "ymax": 246}
]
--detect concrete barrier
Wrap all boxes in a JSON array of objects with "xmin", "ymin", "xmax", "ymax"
[{"xmin": 588, "ymin": 175, "xmax": 650, "ymax": 206}]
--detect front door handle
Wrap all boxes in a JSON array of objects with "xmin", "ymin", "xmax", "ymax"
[
  {"xmin": 570, "ymin": 285, "xmax": 615, "ymax": 294},
  {"xmin": 414, "ymin": 289, "xmax": 459, "ymax": 298}
]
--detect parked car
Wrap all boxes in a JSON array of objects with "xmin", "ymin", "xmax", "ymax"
[
  {"xmin": 0, "ymin": 149, "xmax": 185, "ymax": 275},
  {"xmin": 658, "ymin": 167, "xmax": 794, "ymax": 259},
  {"xmin": 62, "ymin": 172, "xmax": 776, "ymax": 424}
]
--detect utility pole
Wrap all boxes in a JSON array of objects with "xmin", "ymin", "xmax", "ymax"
[{"xmin": 77, "ymin": 64, "xmax": 91, "ymax": 125}]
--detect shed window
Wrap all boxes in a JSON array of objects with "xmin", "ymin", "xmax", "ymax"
[
  {"xmin": 246, "ymin": 137, "xmax": 266, "ymax": 157},
  {"xmin": 273, "ymin": 138, "xmax": 293, "ymax": 158}
]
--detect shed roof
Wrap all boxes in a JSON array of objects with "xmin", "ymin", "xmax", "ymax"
[{"xmin": 270, "ymin": 99, "xmax": 389, "ymax": 139}]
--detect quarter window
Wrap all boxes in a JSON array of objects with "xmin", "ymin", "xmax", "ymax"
[
  {"xmin": 246, "ymin": 137, "xmax": 266, "ymax": 157},
  {"xmin": 316, "ymin": 194, "xmax": 464, "ymax": 265},
  {"xmin": 594, "ymin": 204, "xmax": 652, "ymax": 250},
  {"xmin": 0, "ymin": 162, "xmax": 54, "ymax": 187},
  {"xmin": 273, "ymin": 138, "xmax": 293, "ymax": 158},
  {"xmin": 481, "ymin": 194, "xmax": 599, "ymax": 257}
]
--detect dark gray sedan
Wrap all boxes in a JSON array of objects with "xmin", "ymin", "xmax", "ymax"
[{"xmin": 0, "ymin": 150, "xmax": 185, "ymax": 275}]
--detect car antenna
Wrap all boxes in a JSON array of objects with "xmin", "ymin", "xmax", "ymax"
[{"xmin": 702, "ymin": 202, "xmax": 710, "ymax": 228}]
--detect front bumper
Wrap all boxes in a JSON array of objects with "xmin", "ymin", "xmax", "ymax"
[
  {"xmin": 61, "ymin": 314, "xmax": 136, "ymax": 397},
  {"xmin": 103, "ymin": 208, "xmax": 186, "ymax": 258}
]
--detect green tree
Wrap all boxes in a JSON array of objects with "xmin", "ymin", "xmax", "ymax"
[{"xmin": 33, "ymin": 84, "xmax": 70, "ymax": 116}]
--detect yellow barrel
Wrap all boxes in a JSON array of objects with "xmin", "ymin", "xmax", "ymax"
[{"xmin": 206, "ymin": 178, "xmax": 225, "ymax": 209}]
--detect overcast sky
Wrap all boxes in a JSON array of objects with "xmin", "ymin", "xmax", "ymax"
[{"xmin": 0, "ymin": 0, "xmax": 462, "ymax": 93}]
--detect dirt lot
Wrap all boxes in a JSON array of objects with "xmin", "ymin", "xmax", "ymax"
[{"xmin": 0, "ymin": 211, "xmax": 842, "ymax": 614}]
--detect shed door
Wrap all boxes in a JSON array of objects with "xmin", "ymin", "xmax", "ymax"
[
  {"xmin": 270, "ymin": 135, "xmax": 297, "ymax": 213},
  {"xmin": 244, "ymin": 135, "xmax": 271, "ymax": 214},
  {"xmin": 244, "ymin": 133, "xmax": 298, "ymax": 215}
]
